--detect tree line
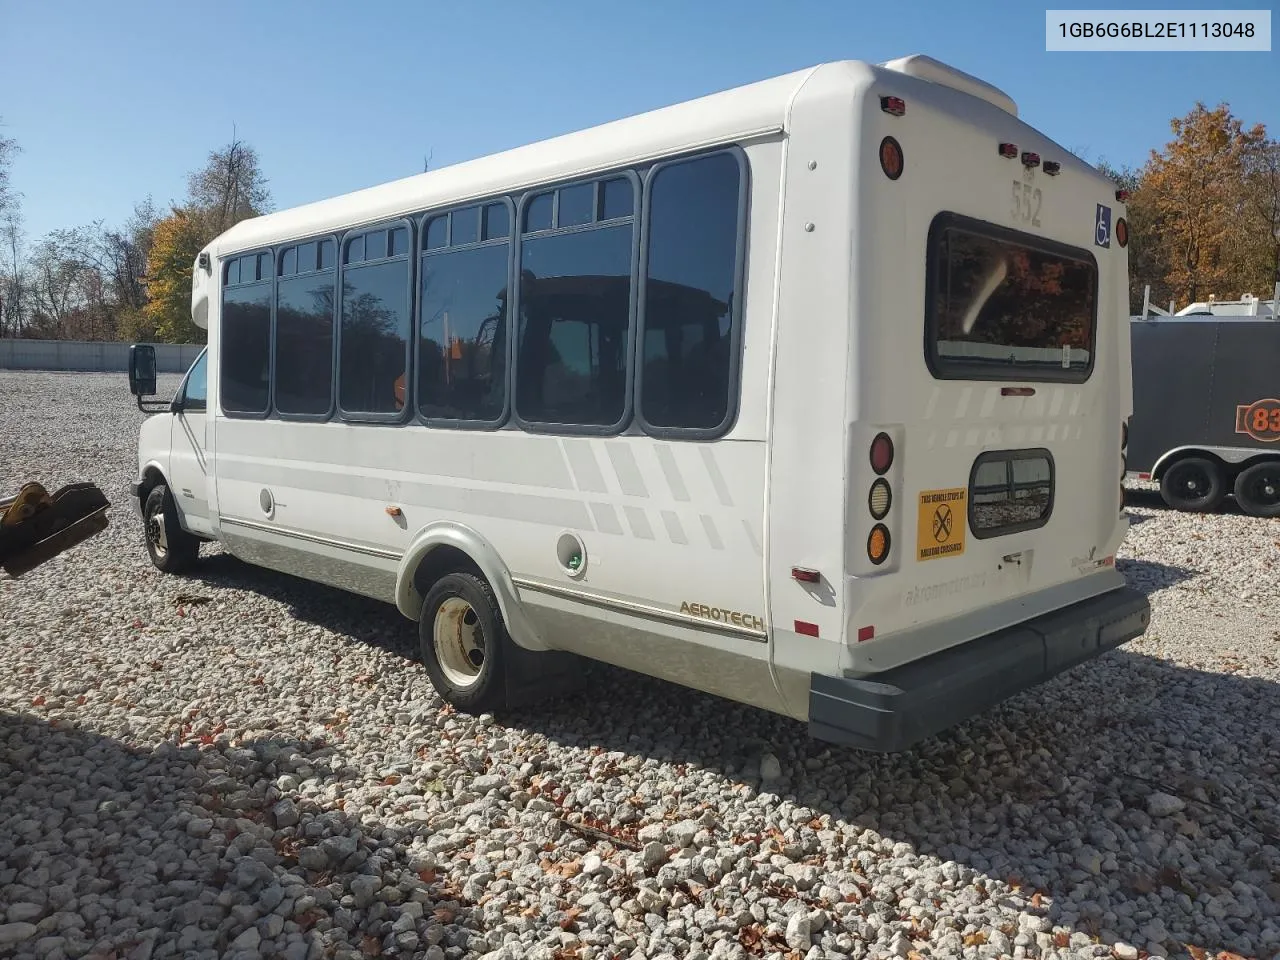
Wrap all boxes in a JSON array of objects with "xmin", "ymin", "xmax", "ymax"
[
  {"xmin": 0, "ymin": 125, "xmax": 270, "ymax": 344},
  {"xmin": 1098, "ymin": 103, "xmax": 1280, "ymax": 314},
  {"xmin": 2, "ymin": 101, "xmax": 1277, "ymax": 345}
]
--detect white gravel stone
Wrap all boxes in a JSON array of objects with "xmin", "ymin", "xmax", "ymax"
[{"xmin": 2, "ymin": 374, "xmax": 1278, "ymax": 960}]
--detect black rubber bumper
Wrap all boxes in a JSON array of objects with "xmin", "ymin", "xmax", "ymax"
[{"xmin": 809, "ymin": 585, "xmax": 1151, "ymax": 753}]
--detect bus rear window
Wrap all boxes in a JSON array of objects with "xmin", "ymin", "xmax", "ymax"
[{"xmin": 926, "ymin": 215, "xmax": 1097, "ymax": 382}]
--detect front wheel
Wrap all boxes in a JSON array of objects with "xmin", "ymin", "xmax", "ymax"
[
  {"xmin": 143, "ymin": 483, "xmax": 200, "ymax": 574},
  {"xmin": 1233, "ymin": 461, "xmax": 1280, "ymax": 518},
  {"xmin": 1159, "ymin": 457, "xmax": 1225, "ymax": 513},
  {"xmin": 419, "ymin": 572, "xmax": 509, "ymax": 713}
]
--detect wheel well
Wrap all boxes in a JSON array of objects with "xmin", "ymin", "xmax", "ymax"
[
  {"xmin": 1153, "ymin": 450, "xmax": 1228, "ymax": 482},
  {"xmin": 412, "ymin": 545, "xmax": 486, "ymax": 600},
  {"xmin": 139, "ymin": 466, "xmax": 165, "ymax": 503}
]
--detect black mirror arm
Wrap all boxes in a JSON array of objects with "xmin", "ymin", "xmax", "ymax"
[{"xmin": 136, "ymin": 395, "xmax": 173, "ymax": 413}]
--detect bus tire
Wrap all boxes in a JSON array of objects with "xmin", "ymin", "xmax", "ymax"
[
  {"xmin": 142, "ymin": 483, "xmax": 200, "ymax": 574},
  {"xmin": 419, "ymin": 571, "xmax": 508, "ymax": 714},
  {"xmin": 1233, "ymin": 461, "xmax": 1280, "ymax": 518},
  {"xmin": 1159, "ymin": 457, "xmax": 1225, "ymax": 513}
]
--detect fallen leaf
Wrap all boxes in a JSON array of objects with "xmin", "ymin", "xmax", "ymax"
[
  {"xmin": 1030, "ymin": 891, "xmax": 1044, "ymax": 908},
  {"xmin": 433, "ymin": 907, "xmax": 456, "ymax": 923},
  {"xmin": 361, "ymin": 936, "xmax": 381, "ymax": 957},
  {"xmin": 418, "ymin": 868, "xmax": 437, "ymax": 883},
  {"xmin": 1054, "ymin": 931, "xmax": 1070, "ymax": 948},
  {"xmin": 963, "ymin": 932, "xmax": 988, "ymax": 947},
  {"xmin": 31, "ymin": 696, "xmax": 45, "ymax": 706},
  {"xmin": 1185, "ymin": 946, "xmax": 1208, "ymax": 960}
]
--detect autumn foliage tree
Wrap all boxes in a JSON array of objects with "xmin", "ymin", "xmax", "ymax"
[{"xmin": 1121, "ymin": 103, "xmax": 1276, "ymax": 312}]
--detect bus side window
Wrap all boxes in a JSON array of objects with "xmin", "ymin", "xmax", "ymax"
[
  {"xmin": 221, "ymin": 253, "xmax": 272, "ymax": 416},
  {"xmin": 275, "ymin": 240, "xmax": 336, "ymax": 417},
  {"xmin": 338, "ymin": 225, "xmax": 412, "ymax": 418},
  {"xmin": 639, "ymin": 151, "xmax": 743, "ymax": 434}
]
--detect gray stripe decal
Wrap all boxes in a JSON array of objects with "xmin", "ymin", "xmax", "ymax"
[
  {"xmin": 606, "ymin": 443, "xmax": 648, "ymax": 497},
  {"xmin": 589, "ymin": 502, "xmax": 624, "ymax": 535},
  {"xmin": 662, "ymin": 510, "xmax": 688, "ymax": 546},
  {"xmin": 562, "ymin": 440, "xmax": 608, "ymax": 493},
  {"xmin": 218, "ymin": 459, "xmax": 591, "ymax": 530},
  {"xmin": 742, "ymin": 519, "xmax": 763, "ymax": 557},
  {"xmin": 655, "ymin": 446, "xmax": 690, "ymax": 502},
  {"xmin": 624, "ymin": 506, "xmax": 654, "ymax": 540},
  {"xmin": 512, "ymin": 576, "xmax": 767, "ymax": 642},
  {"xmin": 700, "ymin": 514, "xmax": 724, "ymax": 551},
  {"xmin": 219, "ymin": 516, "xmax": 402, "ymax": 560},
  {"xmin": 700, "ymin": 447, "xmax": 734, "ymax": 507}
]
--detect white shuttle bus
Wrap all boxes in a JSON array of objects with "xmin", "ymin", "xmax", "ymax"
[{"xmin": 129, "ymin": 55, "xmax": 1150, "ymax": 751}]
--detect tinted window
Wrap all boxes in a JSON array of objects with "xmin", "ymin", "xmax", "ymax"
[
  {"xmin": 524, "ymin": 193, "xmax": 553, "ymax": 233},
  {"xmin": 557, "ymin": 183, "xmax": 593, "ymax": 227},
  {"xmin": 389, "ymin": 226, "xmax": 409, "ymax": 257},
  {"xmin": 599, "ymin": 178, "xmax": 633, "ymax": 221},
  {"xmin": 928, "ymin": 217, "xmax": 1096, "ymax": 381},
  {"xmin": 969, "ymin": 449, "xmax": 1054, "ymax": 537},
  {"xmin": 365, "ymin": 229, "xmax": 388, "ymax": 261},
  {"xmin": 640, "ymin": 153, "xmax": 741, "ymax": 431},
  {"xmin": 483, "ymin": 203, "xmax": 509, "ymax": 240},
  {"xmin": 222, "ymin": 283, "xmax": 272, "ymax": 414},
  {"xmin": 516, "ymin": 223, "xmax": 633, "ymax": 426},
  {"xmin": 281, "ymin": 247, "xmax": 298, "ymax": 277},
  {"xmin": 346, "ymin": 234, "xmax": 365, "ymax": 264},
  {"xmin": 340, "ymin": 255, "xmax": 410, "ymax": 415},
  {"xmin": 319, "ymin": 239, "xmax": 335, "ymax": 269},
  {"xmin": 276, "ymin": 268, "xmax": 335, "ymax": 415},
  {"xmin": 182, "ymin": 352, "xmax": 208, "ymax": 412},
  {"xmin": 451, "ymin": 207, "xmax": 480, "ymax": 246},
  {"xmin": 225, "ymin": 258, "xmax": 240, "ymax": 285},
  {"xmin": 425, "ymin": 216, "xmax": 448, "ymax": 250},
  {"xmin": 419, "ymin": 243, "xmax": 509, "ymax": 422},
  {"xmin": 298, "ymin": 241, "xmax": 318, "ymax": 272}
]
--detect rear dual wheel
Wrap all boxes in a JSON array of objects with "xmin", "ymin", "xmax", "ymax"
[{"xmin": 1234, "ymin": 461, "xmax": 1280, "ymax": 518}]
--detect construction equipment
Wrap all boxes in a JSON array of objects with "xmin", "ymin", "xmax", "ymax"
[{"xmin": 0, "ymin": 481, "xmax": 110, "ymax": 577}]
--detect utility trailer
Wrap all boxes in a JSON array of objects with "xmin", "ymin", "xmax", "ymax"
[{"xmin": 1127, "ymin": 316, "xmax": 1280, "ymax": 516}]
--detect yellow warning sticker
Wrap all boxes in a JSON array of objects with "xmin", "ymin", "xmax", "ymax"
[{"xmin": 916, "ymin": 487, "xmax": 967, "ymax": 562}]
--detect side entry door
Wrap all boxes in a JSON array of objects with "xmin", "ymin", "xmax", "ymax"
[{"xmin": 168, "ymin": 349, "xmax": 214, "ymax": 537}]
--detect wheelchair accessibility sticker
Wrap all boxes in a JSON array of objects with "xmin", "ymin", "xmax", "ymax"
[{"xmin": 1095, "ymin": 204, "xmax": 1111, "ymax": 248}]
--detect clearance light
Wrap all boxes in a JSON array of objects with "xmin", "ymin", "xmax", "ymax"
[
  {"xmin": 1043, "ymin": 161, "xmax": 1061, "ymax": 176},
  {"xmin": 1116, "ymin": 189, "xmax": 1130, "ymax": 202},
  {"xmin": 1021, "ymin": 151, "xmax": 1041, "ymax": 168},
  {"xmin": 880, "ymin": 96, "xmax": 906, "ymax": 116},
  {"xmin": 998, "ymin": 142, "xmax": 1018, "ymax": 159},
  {"xmin": 879, "ymin": 137, "xmax": 903, "ymax": 180},
  {"xmin": 1116, "ymin": 218, "xmax": 1129, "ymax": 247},
  {"xmin": 867, "ymin": 524, "xmax": 890, "ymax": 565},
  {"xmin": 791, "ymin": 567, "xmax": 821, "ymax": 584},
  {"xmin": 795, "ymin": 620, "xmax": 819, "ymax": 637},
  {"xmin": 868, "ymin": 478, "xmax": 892, "ymax": 520},
  {"xmin": 870, "ymin": 432, "xmax": 894, "ymax": 475}
]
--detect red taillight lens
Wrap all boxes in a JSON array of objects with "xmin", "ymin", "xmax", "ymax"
[
  {"xmin": 998, "ymin": 142, "xmax": 1018, "ymax": 159},
  {"xmin": 870, "ymin": 433, "xmax": 894, "ymax": 475},
  {"xmin": 1116, "ymin": 218, "xmax": 1129, "ymax": 247},
  {"xmin": 1043, "ymin": 161, "xmax": 1061, "ymax": 176},
  {"xmin": 879, "ymin": 137, "xmax": 903, "ymax": 180},
  {"xmin": 880, "ymin": 96, "xmax": 906, "ymax": 116},
  {"xmin": 1021, "ymin": 151, "xmax": 1041, "ymax": 168}
]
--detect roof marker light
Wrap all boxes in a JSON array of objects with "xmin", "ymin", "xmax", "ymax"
[
  {"xmin": 1021, "ymin": 151, "xmax": 1041, "ymax": 168},
  {"xmin": 880, "ymin": 96, "xmax": 906, "ymax": 116},
  {"xmin": 1116, "ymin": 189, "xmax": 1131, "ymax": 202},
  {"xmin": 998, "ymin": 143, "xmax": 1018, "ymax": 159},
  {"xmin": 1043, "ymin": 161, "xmax": 1061, "ymax": 176}
]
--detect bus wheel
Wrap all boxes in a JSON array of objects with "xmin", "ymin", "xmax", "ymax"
[
  {"xmin": 1159, "ymin": 457, "xmax": 1225, "ymax": 513},
  {"xmin": 1233, "ymin": 462, "xmax": 1280, "ymax": 518},
  {"xmin": 143, "ymin": 483, "xmax": 200, "ymax": 574},
  {"xmin": 419, "ymin": 572, "xmax": 508, "ymax": 713}
]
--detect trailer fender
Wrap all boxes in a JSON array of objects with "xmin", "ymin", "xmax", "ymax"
[
  {"xmin": 395, "ymin": 521, "xmax": 549, "ymax": 651},
  {"xmin": 1150, "ymin": 445, "xmax": 1260, "ymax": 480}
]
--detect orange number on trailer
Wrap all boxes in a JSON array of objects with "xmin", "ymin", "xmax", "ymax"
[{"xmin": 1236, "ymin": 399, "xmax": 1280, "ymax": 442}]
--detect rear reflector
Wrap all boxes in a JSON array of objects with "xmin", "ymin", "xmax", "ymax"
[
  {"xmin": 1138, "ymin": 472, "xmax": 1151, "ymax": 481},
  {"xmin": 879, "ymin": 137, "xmax": 904, "ymax": 180},
  {"xmin": 879, "ymin": 95, "xmax": 906, "ymax": 116},
  {"xmin": 1001, "ymin": 386, "xmax": 1035, "ymax": 397},
  {"xmin": 856, "ymin": 625, "xmax": 875, "ymax": 643},
  {"xmin": 867, "ymin": 524, "xmax": 890, "ymax": 565},
  {"xmin": 791, "ymin": 567, "xmax": 821, "ymax": 584},
  {"xmin": 795, "ymin": 620, "xmax": 819, "ymax": 637},
  {"xmin": 998, "ymin": 142, "xmax": 1018, "ymax": 159}
]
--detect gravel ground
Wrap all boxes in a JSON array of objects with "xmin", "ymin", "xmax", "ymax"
[{"xmin": 1, "ymin": 370, "xmax": 1278, "ymax": 960}]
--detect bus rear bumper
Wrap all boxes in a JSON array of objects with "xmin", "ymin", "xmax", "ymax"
[{"xmin": 808, "ymin": 585, "xmax": 1151, "ymax": 753}]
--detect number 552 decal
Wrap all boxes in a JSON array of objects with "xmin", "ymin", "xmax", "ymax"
[
  {"xmin": 1011, "ymin": 180, "xmax": 1042, "ymax": 228},
  {"xmin": 1235, "ymin": 398, "xmax": 1280, "ymax": 442}
]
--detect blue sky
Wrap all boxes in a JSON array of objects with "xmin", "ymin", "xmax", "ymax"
[{"xmin": 1, "ymin": 1, "xmax": 1275, "ymax": 241}]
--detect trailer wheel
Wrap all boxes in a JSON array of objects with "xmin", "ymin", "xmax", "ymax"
[
  {"xmin": 1233, "ymin": 461, "xmax": 1280, "ymax": 518},
  {"xmin": 142, "ymin": 483, "xmax": 200, "ymax": 573},
  {"xmin": 1159, "ymin": 457, "xmax": 1225, "ymax": 513},
  {"xmin": 419, "ymin": 572, "xmax": 508, "ymax": 714}
]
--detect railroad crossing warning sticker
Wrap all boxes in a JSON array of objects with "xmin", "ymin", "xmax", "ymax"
[{"xmin": 916, "ymin": 487, "xmax": 967, "ymax": 562}]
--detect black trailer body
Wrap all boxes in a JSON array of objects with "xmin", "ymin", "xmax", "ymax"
[{"xmin": 1128, "ymin": 318, "xmax": 1280, "ymax": 515}]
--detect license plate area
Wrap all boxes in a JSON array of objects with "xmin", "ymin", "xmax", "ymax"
[{"xmin": 969, "ymin": 448, "xmax": 1054, "ymax": 538}]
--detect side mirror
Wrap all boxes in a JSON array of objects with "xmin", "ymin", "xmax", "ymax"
[{"xmin": 129, "ymin": 344, "xmax": 157, "ymax": 397}]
